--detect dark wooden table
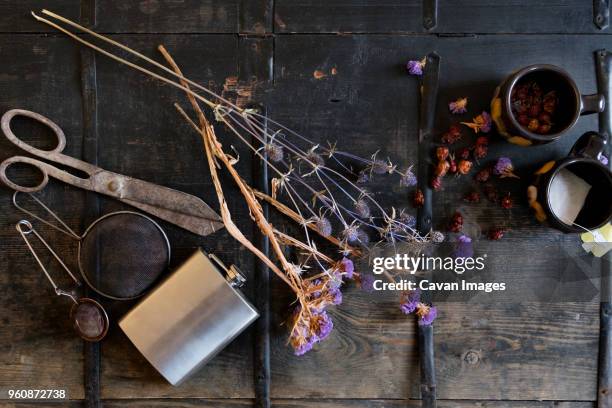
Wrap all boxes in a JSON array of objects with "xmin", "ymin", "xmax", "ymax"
[{"xmin": 0, "ymin": 1, "xmax": 611, "ymax": 407}]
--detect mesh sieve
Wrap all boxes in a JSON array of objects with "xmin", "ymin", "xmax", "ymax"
[{"xmin": 78, "ymin": 211, "xmax": 170, "ymax": 300}]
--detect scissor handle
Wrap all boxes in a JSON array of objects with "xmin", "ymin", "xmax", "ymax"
[
  {"xmin": 2, "ymin": 109, "xmax": 66, "ymax": 156},
  {"xmin": 0, "ymin": 156, "xmax": 91, "ymax": 193}
]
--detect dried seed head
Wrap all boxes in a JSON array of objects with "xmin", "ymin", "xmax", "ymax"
[
  {"xmin": 342, "ymin": 224, "xmax": 360, "ymax": 243},
  {"xmin": 265, "ymin": 142, "xmax": 284, "ymax": 162},
  {"xmin": 431, "ymin": 230, "xmax": 445, "ymax": 243},
  {"xmin": 354, "ymin": 199, "xmax": 371, "ymax": 219},
  {"xmin": 357, "ymin": 230, "xmax": 370, "ymax": 246},
  {"xmin": 400, "ymin": 168, "xmax": 417, "ymax": 187},
  {"xmin": 371, "ymin": 159, "xmax": 389, "ymax": 175},
  {"xmin": 357, "ymin": 170, "xmax": 370, "ymax": 184},
  {"xmin": 399, "ymin": 212, "xmax": 416, "ymax": 228},
  {"xmin": 315, "ymin": 217, "xmax": 332, "ymax": 237},
  {"xmin": 305, "ymin": 151, "xmax": 325, "ymax": 167}
]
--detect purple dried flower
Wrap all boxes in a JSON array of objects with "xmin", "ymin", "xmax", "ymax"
[
  {"xmin": 354, "ymin": 199, "xmax": 371, "ymax": 218},
  {"xmin": 371, "ymin": 159, "xmax": 389, "ymax": 175},
  {"xmin": 406, "ymin": 58, "xmax": 426, "ymax": 76},
  {"xmin": 312, "ymin": 311, "xmax": 333, "ymax": 341},
  {"xmin": 418, "ymin": 305, "xmax": 437, "ymax": 326},
  {"xmin": 342, "ymin": 224, "xmax": 359, "ymax": 243},
  {"xmin": 357, "ymin": 170, "xmax": 370, "ymax": 184},
  {"xmin": 461, "ymin": 111, "xmax": 492, "ymax": 134},
  {"xmin": 449, "ymin": 97, "xmax": 468, "ymax": 114},
  {"xmin": 265, "ymin": 142, "xmax": 284, "ymax": 162},
  {"xmin": 294, "ymin": 338, "xmax": 315, "ymax": 356},
  {"xmin": 329, "ymin": 287, "xmax": 343, "ymax": 305},
  {"xmin": 400, "ymin": 167, "xmax": 417, "ymax": 187},
  {"xmin": 454, "ymin": 234, "xmax": 473, "ymax": 259},
  {"xmin": 400, "ymin": 289, "xmax": 421, "ymax": 315},
  {"xmin": 599, "ymin": 154, "xmax": 609, "ymax": 166},
  {"xmin": 493, "ymin": 157, "xmax": 520, "ymax": 179},
  {"xmin": 315, "ymin": 216, "xmax": 332, "ymax": 237},
  {"xmin": 308, "ymin": 279, "xmax": 322, "ymax": 299},
  {"xmin": 340, "ymin": 257, "xmax": 355, "ymax": 279},
  {"xmin": 399, "ymin": 212, "xmax": 416, "ymax": 229}
]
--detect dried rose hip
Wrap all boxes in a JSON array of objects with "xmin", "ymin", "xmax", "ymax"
[
  {"xmin": 441, "ymin": 125, "xmax": 462, "ymax": 144},
  {"xmin": 457, "ymin": 159, "xmax": 473, "ymax": 175},
  {"xmin": 434, "ymin": 160, "xmax": 450, "ymax": 177},
  {"xmin": 413, "ymin": 189, "xmax": 425, "ymax": 208},
  {"xmin": 430, "ymin": 177, "xmax": 442, "ymax": 191},
  {"xmin": 527, "ymin": 118, "xmax": 539, "ymax": 132},
  {"xmin": 448, "ymin": 211, "xmax": 464, "ymax": 233},
  {"xmin": 475, "ymin": 167, "xmax": 491, "ymax": 183},
  {"xmin": 458, "ymin": 147, "xmax": 470, "ymax": 160},
  {"xmin": 473, "ymin": 143, "xmax": 488, "ymax": 160},
  {"xmin": 488, "ymin": 228, "xmax": 506, "ymax": 240},
  {"xmin": 484, "ymin": 184, "xmax": 499, "ymax": 203},
  {"xmin": 500, "ymin": 193, "xmax": 513, "ymax": 209},
  {"xmin": 436, "ymin": 146, "xmax": 450, "ymax": 161}
]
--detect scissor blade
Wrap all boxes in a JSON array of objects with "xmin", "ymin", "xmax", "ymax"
[
  {"xmin": 101, "ymin": 176, "xmax": 224, "ymax": 236},
  {"xmin": 121, "ymin": 197, "xmax": 224, "ymax": 236}
]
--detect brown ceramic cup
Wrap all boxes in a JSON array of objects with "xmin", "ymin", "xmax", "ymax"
[{"xmin": 491, "ymin": 64, "xmax": 605, "ymax": 146}]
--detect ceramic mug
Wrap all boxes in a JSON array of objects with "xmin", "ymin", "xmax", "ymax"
[
  {"xmin": 491, "ymin": 64, "xmax": 605, "ymax": 146},
  {"xmin": 528, "ymin": 132, "xmax": 612, "ymax": 232}
]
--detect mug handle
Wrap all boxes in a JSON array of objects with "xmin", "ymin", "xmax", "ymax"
[
  {"xmin": 569, "ymin": 131, "xmax": 607, "ymax": 159},
  {"xmin": 580, "ymin": 93, "xmax": 605, "ymax": 115}
]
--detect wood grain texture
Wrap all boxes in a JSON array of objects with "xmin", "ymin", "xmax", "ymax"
[
  {"xmin": 0, "ymin": 34, "xmax": 86, "ymax": 400},
  {"xmin": 274, "ymin": 0, "xmax": 609, "ymax": 34},
  {"xmin": 0, "ymin": 1, "xmax": 80, "ymax": 33}
]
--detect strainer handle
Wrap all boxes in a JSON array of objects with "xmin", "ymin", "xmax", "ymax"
[{"xmin": 16, "ymin": 219, "xmax": 81, "ymax": 295}]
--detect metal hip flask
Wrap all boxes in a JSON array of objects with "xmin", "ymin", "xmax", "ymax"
[{"xmin": 119, "ymin": 248, "xmax": 259, "ymax": 385}]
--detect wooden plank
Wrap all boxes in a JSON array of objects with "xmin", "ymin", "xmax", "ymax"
[
  {"xmin": 95, "ymin": 0, "xmax": 269, "ymax": 34},
  {"xmin": 93, "ymin": 34, "xmax": 272, "ymax": 398},
  {"xmin": 0, "ymin": 34, "xmax": 85, "ymax": 400},
  {"xmin": 0, "ymin": 1, "xmax": 80, "ymax": 33},
  {"xmin": 273, "ymin": 0, "xmax": 609, "ymax": 33}
]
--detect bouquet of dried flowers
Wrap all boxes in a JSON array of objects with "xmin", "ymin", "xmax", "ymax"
[{"xmin": 36, "ymin": 10, "xmax": 440, "ymax": 354}]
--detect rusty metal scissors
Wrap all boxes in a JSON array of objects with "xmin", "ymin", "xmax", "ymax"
[{"xmin": 0, "ymin": 109, "xmax": 223, "ymax": 236}]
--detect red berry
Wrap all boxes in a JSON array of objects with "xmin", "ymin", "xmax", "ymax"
[
  {"xmin": 441, "ymin": 125, "xmax": 462, "ymax": 144},
  {"xmin": 517, "ymin": 114, "xmax": 530, "ymax": 126},
  {"xmin": 538, "ymin": 112, "xmax": 552, "ymax": 123},
  {"xmin": 473, "ymin": 144, "xmax": 488, "ymax": 160},
  {"xmin": 528, "ymin": 104, "xmax": 541, "ymax": 117},
  {"xmin": 464, "ymin": 191, "xmax": 481, "ymax": 203},
  {"xmin": 448, "ymin": 212, "xmax": 464, "ymax": 233},
  {"xmin": 500, "ymin": 193, "xmax": 513, "ymax": 209},
  {"xmin": 474, "ymin": 167, "xmax": 491, "ymax": 183},
  {"xmin": 448, "ymin": 159, "xmax": 457, "ymax": 174},
  {"xmin": 457, "ymin": 160, "xmax": 473, "ymax": 175},
  {"xmin": 430, "ymin": 177, "xmax": 442, "ymax": 191},
  {"xmin": 458, "ymin": 147, "xmax": 470, "ymax": 160},
  {"xmin": 413, "ymin": 189, "xmax": 424, "ymax": 208},
  {"xmin": 488, "ymin": 228, "xmax": 506, "ymax": 240},
  {"xmin": 537, "ymin": 123, "xmax": 552, "ymax": 134},
  {"xmin": 434, "ymin": 160, "xmax": 450, "ymax": 177},
  {"xmin": 475, "ymin": 136, "xmax": 489, "ymax": 146},
  {"xmin": 436, "ymin": 146, "xmax": 449, "ymax": 161}
]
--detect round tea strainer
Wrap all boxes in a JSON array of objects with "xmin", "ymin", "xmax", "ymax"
[{"xmin": 14, "ymin": 191, "xmax": 171, "ymax": 300}]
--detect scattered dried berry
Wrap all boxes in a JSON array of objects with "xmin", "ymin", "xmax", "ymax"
[
  {"xmin": 434, "ymin": 160, "xmax": 450, "ymax": 177},
  {"xmin": 458, "ymin": 147, "xmax": 470, "ymax": 160},
  {"xmin": 436, "ymin": 146, "xmax": 449, "ymax": 161},
  {"xmin": 473, "ymin": 143, "xmax": 488, "ymax": 160},
  {"xmin": 441, "ymin": 125, "xmax": 463, "ymax": 144},
  {"xmin": 448, "ymin": 212, "xmax": 464, "ymax": 233},
  {"xmin": 474, "ymin": 167, "xmax": 491, "ymax": 183},
  {"xmin": 464, "ymin": 191, "xmax": 481, "ymax": 203},
  {"xmin": 413, "ymin": 189, "xmax": 425, "ymax": 208},
  {"xmin": 488, "ymin": 228, "xmax": 506, "ymax": 240},
  {"xmin": 430, "ymin": 177, "xmax": 442, "ymax": 191},
  {"xmin": 457, "ymin": 159, "xmax": 473, "ymax": 175},
  {"xmin": 500, "ymin": 193, "xmax": 513, "ymax": 209},
  {"xmin": 475, "ymin": 136, "xmax": 489, "ymax": 146},
  {"xmin": 448, "ymin": 158, "xmax": 457, "ymax": 174}
]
